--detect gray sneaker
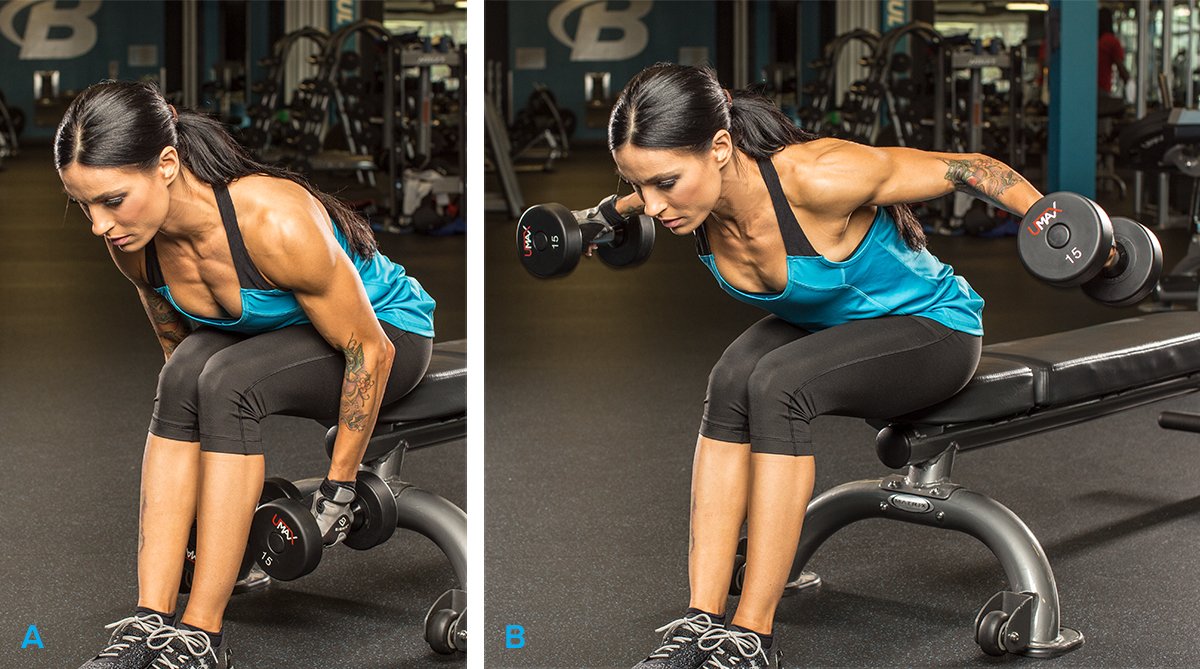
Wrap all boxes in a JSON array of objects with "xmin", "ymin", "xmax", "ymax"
[
  {"xmin": 632, "ymin": 612, "xmax": 725, "ymax": 669},
  {"xmin": 145, "ymin": 626, "xmax": 232, "ymax": 669},
  {"xmin": 78, "ymin": 613, "xmax": 172, "ymax": 669},
  {"xmin": 697, "ymin": 628, "xmax": 783, "ymax": 669}
]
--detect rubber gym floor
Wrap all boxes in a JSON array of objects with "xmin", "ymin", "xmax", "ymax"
[
  {"xmin": 0, "ymin": 144, "xmax": 465, "ymax": 669},
  {"xmin": 486, "ymin": 146, "xmax": 1200, "ymax": 668}
]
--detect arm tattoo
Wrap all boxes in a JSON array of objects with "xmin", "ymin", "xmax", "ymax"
[
  {"xmin": 339, "ymin": 334, "xmax": 376, "ymax": 432},
  {"xmin": 941, "ymin": 156, "xmax": 1022, "ymax": 209},
  {"xmin": 140, "ymin": 289, "xmax": 191, "ymax": 358}
]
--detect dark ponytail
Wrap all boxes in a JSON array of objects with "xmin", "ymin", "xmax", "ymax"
[
  {"xmin": 609, "ymin": 64, "xmax": 926, "ymax": 251},
  {"xmin": 55, "ymin": 80, "xmax": 378, "ymax": 259}
]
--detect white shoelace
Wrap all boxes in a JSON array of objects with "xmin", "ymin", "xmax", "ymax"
[
  {"xmin": 97, "ymin": 614, "xmax": 167, "ymax": 658},
  {"xmin": 647, "ymin": 613, "xmax": 722, "ymax": 660},
  {"xmin": 147, "ymin": 626, "xmax": 217, "ymax": 669},
  {"xmin": 697, "ymin": 627, "xmax": 768, "ymax": 669}
]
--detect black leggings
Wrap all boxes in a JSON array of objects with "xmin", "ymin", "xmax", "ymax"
[
  {"xmin": 700, "ymin": 315, "xmax": 981, "ymax": 456},
  {"xmin": 149, "ymin": 322, "xmax": 433, "ymax": 455}
]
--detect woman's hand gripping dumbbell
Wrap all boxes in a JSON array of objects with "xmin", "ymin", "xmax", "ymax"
[
  {"xmin": 311, "ymin": 477, "xmax": 357, "ymax": 546},
  {"xmin": 1018, "ymin": 192, "xmax": 1163, "ymax": 307},
  {"xmin": 247, "ymin": 472, "xmax": 399, "ymax": 581},
  {"xmin": 516, "ymin": 194, "xmax": 656, "ymax": 278}
]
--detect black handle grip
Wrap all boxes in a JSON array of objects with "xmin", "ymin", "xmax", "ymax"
[{"xmin": 1158, "ymin": 411, "xmax": 1200, "ymax": 434}]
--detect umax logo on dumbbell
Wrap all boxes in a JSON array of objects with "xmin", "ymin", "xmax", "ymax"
[
  {"xmin": 271, "ymin": 514, "xmax": 298, "ymax": 545},
  {"xmin": 1025, "ymin": 202, "xmax": 1063, "ymax": 236},
  {"xmin": 521, "ymin": 225, "xmax": 534, "ymax": 257}
]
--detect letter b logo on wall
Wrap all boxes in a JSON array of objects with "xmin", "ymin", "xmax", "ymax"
[
  {"xmin": 0, "ymin": 0, "xmax": 101, "ymax": 60},
  {"xmin": 548, "ymin": 0, "xmax": 652, "ymax": 62}
]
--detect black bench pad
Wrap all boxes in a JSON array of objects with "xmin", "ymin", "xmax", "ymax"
[
  {"xmin": 893, "ymin": 356, "xmax": 1035, "ymax": 425},
  {"xmin": 377, "ymin": 339, "xmax": 466, "ymax": 423},
  {"xmin": 897, "ymin": 312, "xmax": 1200, "ymax": 426}
]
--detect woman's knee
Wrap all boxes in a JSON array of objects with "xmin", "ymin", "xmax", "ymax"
[
  {"xmin": 746, "ymin": 362, "xmax": 816, "ymax": 420},
  {"xmin": 706, "ymin": 346, "xmax": 761, "ymax": 408},
  {"xmin": 745, "ymin": 362, "xmax": 819, "ymax": 454},
  {"xmin": 155, "ymin": 344, "xmax": 212, "ymax": 409},
  {"xmin": 196, "ymin": 351, "xmax": 265, "ymax": 423}
]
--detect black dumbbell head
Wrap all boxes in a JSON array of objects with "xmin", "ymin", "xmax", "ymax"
[
  {"xmin": 1082, "ymin": 217, "xmax": 1163, "ymax": 307},
  {"xmin": 517, "ymin": 203, "xmax": 583, "ymax": 278},
  {"xmin": 1018, "ymin": 192, "xmax": 1114, "ymax": 286},
  {"xmin": 597, "ymin": 214, "xmax": 655, "ymax": 269},
  {"xmin": 180, "ymin": 521, "xmax": 257, "ymax": 594},
  {"xmin": 248, "ymin": 498, "xmax": 322, "ymax": 581},
  {"xmin": 343, "ymin": 472, "xmax": 398, "ymax": 551},
  {"xmin": 260, "ymin": 477, "xmax": 303, "ymax": 505}
]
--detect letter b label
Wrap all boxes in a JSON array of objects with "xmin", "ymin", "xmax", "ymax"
[{"xmin": 505, "ymin": 624, "xmax": 525, "ymax": 649}]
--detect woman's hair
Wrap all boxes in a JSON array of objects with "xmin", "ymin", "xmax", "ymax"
[
  {"xmin": 54, "ymin": 80, "xmax": 377, "ymax": 258},
  {"xmin": 608, "ymin": 63, "xmax": 926, "ymax": 251}
]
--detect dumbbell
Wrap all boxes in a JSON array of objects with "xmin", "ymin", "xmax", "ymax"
[
  {"xmin": 179, "ymin": 477, "xmax": 301, "ymax": 593},
  {"xmin": 1019, "ymin": 192, "xmax": 1163, "ymax": 306},
  {"xmin": 247, "ymin": 471, "xmax": 398, "ymax": 581},
  {"xmin": 516, "ymin": 195, "xmax": 655, "ymax": 278}
]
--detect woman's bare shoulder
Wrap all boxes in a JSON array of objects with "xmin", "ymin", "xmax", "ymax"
[{"xmin": 774, "ymin": 139, "xmax": 883, "ymax": 211}]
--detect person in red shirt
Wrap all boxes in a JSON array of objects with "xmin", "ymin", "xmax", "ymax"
[
  {"xmin": 1035, "ymin": 7, "xmax": 1130, "ymax": 100},
  {"xmin": 1098, "ymin": 7, "xmax": 1131, "ymax": 96}
]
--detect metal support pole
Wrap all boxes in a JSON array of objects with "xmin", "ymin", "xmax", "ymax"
[
  {"xmin": 733, "ymin": 0, "xmax": 749, "ymax": 89},
  {"xmin": 969, "ymin": 65, "xmax": 982, "ymax": 153},
  {"xmin": 385, "ymin": 36, "xmax": 397, "ymax": 227},
  {"xmin": 795, "ymin": 1, "xmax": 803, "ymax": 113},
  {"xmin": 1136, "ymin": 0, "xmax": 1151, "ymax": 218},
  {"xmin": 182, "ymin": 0, "xmax": 198, "ymax": 108},
  {"xmin": 245, "ymin": 1, "xmax": 252, "ymax": 115},
  {"xmin": 1161, "ymin": 0, "xmax": 1174, "ymax": 228},
  {"xmin": 1190, "ymin": 0, "xmax": 1197, "ymax": 105}
]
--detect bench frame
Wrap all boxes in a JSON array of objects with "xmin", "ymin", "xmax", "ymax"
[{"xmin": 767, "ymin": 371, "xmax": 1200, "ymax": 657}]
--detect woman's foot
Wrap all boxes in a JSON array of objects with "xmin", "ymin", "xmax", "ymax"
[
  {"xmin": 78, "ymin": 612, "xmax": 173, "ymax": 669},
  {"xmin": 698, "ymin": 627, "xmax": 782, "ymax": 668},
  {"xmin": 632, "ymin": 611, "xmax": 725, "ymax": 668},
  {"xmin": 145, "ymin": 626, "xmax": 232, "ymax": 668}
]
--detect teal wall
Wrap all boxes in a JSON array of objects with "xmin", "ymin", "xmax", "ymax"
[
  {"xmin": 508, "ymin": 0, "xmax": 718, "ymax": 142},
  {"xmin": 1, "ymin": 0, "xmax": 278, "ymax": 140},
  {"xmin": 0, "ymin": 0, "xmax": 166, "ymax": 138}
]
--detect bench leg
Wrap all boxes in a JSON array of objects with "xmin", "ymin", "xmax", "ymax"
[
  {"xmin": 394, "ymin": 484, "xmax": 468, "ymax": 590},
  {"xmin": 785, "ymin": 478, "xmax": 1083, "ymax": 657}
]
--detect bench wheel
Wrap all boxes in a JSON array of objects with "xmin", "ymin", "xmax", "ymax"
[
  {"xmin": 426, "ymin": 608, "xmax": 458, "ymax": 654},
  {"xmin": 424, "ymin": 588, "xmax": 466, "ymax": 654},
  {"xmin": 976, "ymin": 610, "xmax": 1009, "ymax": 657}
]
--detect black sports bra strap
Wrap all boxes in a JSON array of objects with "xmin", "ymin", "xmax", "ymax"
[
  {"xmin": 756, "ymin": 157, "xmax": 816, "ymax": 256},
  {"xmin": 213, "ymin": 183, "xmax": 274, "ymax": 290},
  {"xmin": 694, "ymin": 223, "xmax": 711, "ymax": 256},
  {"xmin": 144, "ymin": 238, "xmax": 165, "ymax": 288}
]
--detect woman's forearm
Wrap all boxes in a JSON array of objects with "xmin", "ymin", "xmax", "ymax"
[
  {"xmin": 138, "ymin": 286, "xmax": 192, "ymax": 361},
  {"xmin": 615, "ymin": 192, "xmax": 646, "ymax": 217},
  {"xmin": 329, "ymin": 334, "xmax": 395, "ymax": 481},
  {"xmin": 940, "ymin": 154, "xmax": 1043, "ymax": 216}
]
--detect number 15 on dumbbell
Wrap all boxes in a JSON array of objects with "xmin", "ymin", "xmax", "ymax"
[{"xmin": 517, "ymin": 195, "xmax": 655, "ymax": 278}]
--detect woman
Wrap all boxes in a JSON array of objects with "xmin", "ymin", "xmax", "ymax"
[
  {"xmin": 58, "ymin": 80, "xmax": 436, "ymax": 669},
  {"xmin": 602, "ymin": 65, "xmax": 1041, "ymax": 669}
]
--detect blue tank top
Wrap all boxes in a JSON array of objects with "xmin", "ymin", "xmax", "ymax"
[
  {"xmin": 696, "ymin": 158, "xmax": 984, "ymax": 336},
  {"xmin": 144, "ymin": 183, "xmax": 435, "ymax": 337}
]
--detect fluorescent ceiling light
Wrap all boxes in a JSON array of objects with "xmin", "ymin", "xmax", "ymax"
[
  {"xmin": 1006, "ymin": 2, "xmax": 1049, "ymax": 10},
  {"xmin": 455, "ymin": 0, "xmax": 467, "ymax": 8}
]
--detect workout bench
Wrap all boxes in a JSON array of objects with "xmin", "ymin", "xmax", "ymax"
[{"xmin": 732, "ymin": 312, "xmax": 1200, "ymax": 658}]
